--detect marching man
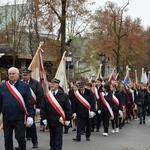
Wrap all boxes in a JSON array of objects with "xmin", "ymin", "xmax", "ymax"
[
  {"xmin": 40, "ymin": 78, "xmax": 72, "ymax": 150},
  {"xmin": 71, "ymin": 81, "xmax": 96, "ymax": 142},
  {"xmin": 0, "ymin": 67, "xmax": 34, "ymax": 150}
]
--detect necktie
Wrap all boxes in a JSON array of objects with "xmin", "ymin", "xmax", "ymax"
[{"xmin": 53, "ymin": 92, "xmax": 55, "ymax": 96}]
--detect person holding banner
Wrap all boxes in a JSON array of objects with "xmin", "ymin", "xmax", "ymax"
[
  {"xmin": 21, "ymin": 68, "xmax": 45, "ymax": 148},
  {"xmin": 0, "ymin": 67, "xmax": 34, "ymax": 150},
  {"xmin": 40, "ymin": 78, "xmax": 72, "ymax": 150},
  {"xmin": 71, "ymin": 81, "xmax": 96, "ymax": 142}
]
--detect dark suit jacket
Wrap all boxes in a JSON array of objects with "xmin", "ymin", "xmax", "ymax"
[
  {"xmin": 0, "ymin": 80, "xmax": 34, "ymax": 121},
  {"xmin": 29, "ymin": 77, "xmax": 44, "ymax": 108}
]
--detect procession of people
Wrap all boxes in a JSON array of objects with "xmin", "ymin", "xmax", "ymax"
[{"xmin": 0, "ymin": 65, "xmax": 150, "ymax": 150}]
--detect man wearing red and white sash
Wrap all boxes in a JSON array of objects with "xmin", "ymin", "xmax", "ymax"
[
  {"xmin": 71, "ymin": 81, "xmax": 96, "ymax": 142},
  {"xmin": 21, "ymin": 68, "xmax": 44, "ymax": 148},
  {"xmin": 0, "ymin": 67, "xmax": 34, "ymax": 150},
  {"xmin": 40, "ymin": 78, "xmax": 72, "ymax": 150}
]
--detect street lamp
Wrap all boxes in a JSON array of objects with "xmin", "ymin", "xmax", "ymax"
[
  {"xmin": 99, "ymin": 52, "xmax": 105, "ymax": 62},
  {"xmin": 120, "ymin": 62, "xmax": 124, "ymax": 80},
  {"xmin": 99, "ymin": 52, "xmax": 106, "ymax": 77},
  {"xmin": 66, "ymin": 39, "xmax": 73, "ymax": 82}
]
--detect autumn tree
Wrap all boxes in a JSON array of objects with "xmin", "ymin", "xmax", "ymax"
[
  {"xmin": 0, "ymin": 1, "xmax": 29, "ymax": 66},
  {"xmin": 87, "ymin": 1, "xmax": 148, "ymax": 79}
]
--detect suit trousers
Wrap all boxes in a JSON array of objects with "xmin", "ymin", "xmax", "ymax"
[
  {"xmin": 26, "ymin": 122, "xmax": 38, "ymax": 144},
  {"xmin": 76, "ymin": 117, "xmax": 91, "ymax": 140},
  {"xmin": 101, "ymin": 111, "xmax": 110, "ymax": 133},
  {"xmin": 3, "ymin": 120, "xmax": 26, "ymax": 150},
  {"xmin": 49, "ymin": 124, "xmax": 63, "ymax": 150}
]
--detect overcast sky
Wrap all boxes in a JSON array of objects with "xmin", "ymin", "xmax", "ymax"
[
  {"xmin": 93, "ymin": 0, "xmax": 150, "ymax": 28},
  {"xmin": 1, "ymin": 0, "xmax": 150, "ymax": 28}
]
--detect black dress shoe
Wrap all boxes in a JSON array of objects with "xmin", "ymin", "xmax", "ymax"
[
  {"xmin": 33, "ymin": 143, "xmax": 38, "ymax": 148},
  {"xmin": 96, "ymin": 129, "xmax": 99, "ymax": 132},
  {"xmin": 86, "ymin": 138, "xmax": 90, "ymax": 141},
  {"xmin": 64, "ymin": 130, "xmax": 68, "ymax": 134},
  {"xmin": 73, "ymin": 138, "xmax": 81, "ymax": 141},
  {"xmin": 14, "ymin": 147, "xmax": 20, "ymax": 150},
  {"xmin": 26, "ymin": 137, "xmax": 31, "ymax": 141},
  {"xmin": 91, "ymin": 129, "xmax": 94, "ymax": 132}
]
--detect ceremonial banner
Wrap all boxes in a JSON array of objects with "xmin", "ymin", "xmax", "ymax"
[
  {"xmin": 124, "ymin": 66, "xmax": 131, "ymax": 86},
  {"xmin": 141, "ymin": 68, "xmax": 148, "ymax": 84},
  {"xmin": 28, "ymin": 42, "xmax": 49, "ymax": 93},
  {"xmin": 55, "ymin": 51, "xmax": 68, "ymax": 94}
]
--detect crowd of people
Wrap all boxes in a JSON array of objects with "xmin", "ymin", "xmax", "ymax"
[{"xmin": 0, "ymin": 66, "xmax": 150, "ymax": 150}]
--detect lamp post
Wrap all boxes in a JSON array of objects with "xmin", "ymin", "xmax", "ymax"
[
  {"xmin": 99, "ymin": 52, "xmax": 105, "ymax": 77},
  {"xmin": 66, "ymin": 52, "xmax": 73, "ymax": 82},
  {"xmin": 120, "ymin": 62, "xmax": 124, "ymax": 81},
  {"xmin": 65, "ymin": 39, "xmax": 73, "ymax": 82}
]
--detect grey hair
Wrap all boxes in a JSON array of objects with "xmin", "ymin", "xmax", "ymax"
[{"xmin": 8, "ymin": 67, "xmax": 20, "ymax": 74}]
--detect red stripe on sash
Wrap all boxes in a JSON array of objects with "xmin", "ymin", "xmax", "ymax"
[
  {"xmin": 46, "ymin": 92, "xmax": 65, "ymax": 123},
  {"xmin": 5, "ymin": 81, "xmax": 28, "ymax": 119}
]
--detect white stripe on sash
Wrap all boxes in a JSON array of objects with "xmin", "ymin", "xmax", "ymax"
[
  {"xmin": 30, "ymin": 88, "xmax": 37, "ymax": 104},
  {"xmin": 6, "ymin": 81, "xmax": 28, "ymax": 119},
  {"xmin": 46, "ymin": 91, "xmax": 65, "ymax": 124},
  {"xmin": 92, "ymin": 86, "xmax": 99, "ymax": 99},
  {"xmin": 100, "ymin": 92, "xmax": 114, "ymax": 118},
  {"xmin": 112, "ymin": 94, "xmax": 119, "ymax": 106},
  {"xmin": 74, "ymin": 90, "xmax": 91, "ymax": 110}
]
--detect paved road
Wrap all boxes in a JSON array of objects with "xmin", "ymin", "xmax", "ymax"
[{"xmin": 0, "ymin": 118, "xmax": 150, "ymax": 150}]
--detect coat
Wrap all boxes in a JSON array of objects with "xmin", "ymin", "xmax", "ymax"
[
  {"xmin": 0, "ymin": 80, "xmax": 34, "ymax": 121},
  {"xmin": 28, "ymin": 77, "xmax": 44, "ymax": 108},
  {"xmin": 40, "ymin": 89, "xmax": 72, "ymax": 126},
  {"xmin": 71, "ymin": 88, "xmax": 96, "ymax": 118}
]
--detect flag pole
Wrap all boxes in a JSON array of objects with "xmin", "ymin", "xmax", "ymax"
[
  {"xmin": 135, "ymin": 70, "xmax": 139, "ymax": 85},
  {"xmin": 28, "ymin": 41, "xmax": 44, "ymax": 69},
  {"xmin": 115, "ymin": 72, "xmax": 119, "ymax": 80},
  {"xmin": 108, "ymin": 69, "xmax": 115, "ymax": 82},
  {"xmin": 96, "ymin": 64, "xmax": 102, "ymax": 80}
]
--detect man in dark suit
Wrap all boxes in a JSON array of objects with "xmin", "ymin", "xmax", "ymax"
[
  {"xmin": 0, "ymin": 67, "xmax": 34, "ymax": 150},
  {"xmin": 21, "ymin": 68, "xmax": 45, "ymax": 148},
  {"xmin": 71, "ymin": 81, "xmax": 96, "ymax": 141},
  {"xmin": 40, "ymin": 78, "xmax": 72, "ymax": 150}
]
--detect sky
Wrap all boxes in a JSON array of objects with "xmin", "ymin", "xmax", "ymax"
[
  {"xmin": 93, "ymin": 0, "xmax": 150, "ymax": 28},
  {"xmin": 0, "ymin": 0, "xmax": 150, "ymax": 28}
]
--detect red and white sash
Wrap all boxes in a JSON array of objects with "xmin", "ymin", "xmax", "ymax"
[
  {"xmin": 100, "ymin": 92, "xmax": 114, "ymax": 118},
  {"xmin": 5, "ymin": 81, "xmax": 28, "ymax": 120},
  {"xmin": 112, "ymin": 94, "xmax": 119, "ymax": 107},
  {"xmin": 30, "ymin": 88, "xmax": 37, "ymax": 105},
  {"xmin": 46, "ymin": 91, "xmax": 65, "ymax": 124},
  {"xmin": 92, "ymin": 86, "xmax": 99, "ymax": 99},
  {"xmin": 74, "ymin": 90, "xmax": 91, "ymax": 111}
]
